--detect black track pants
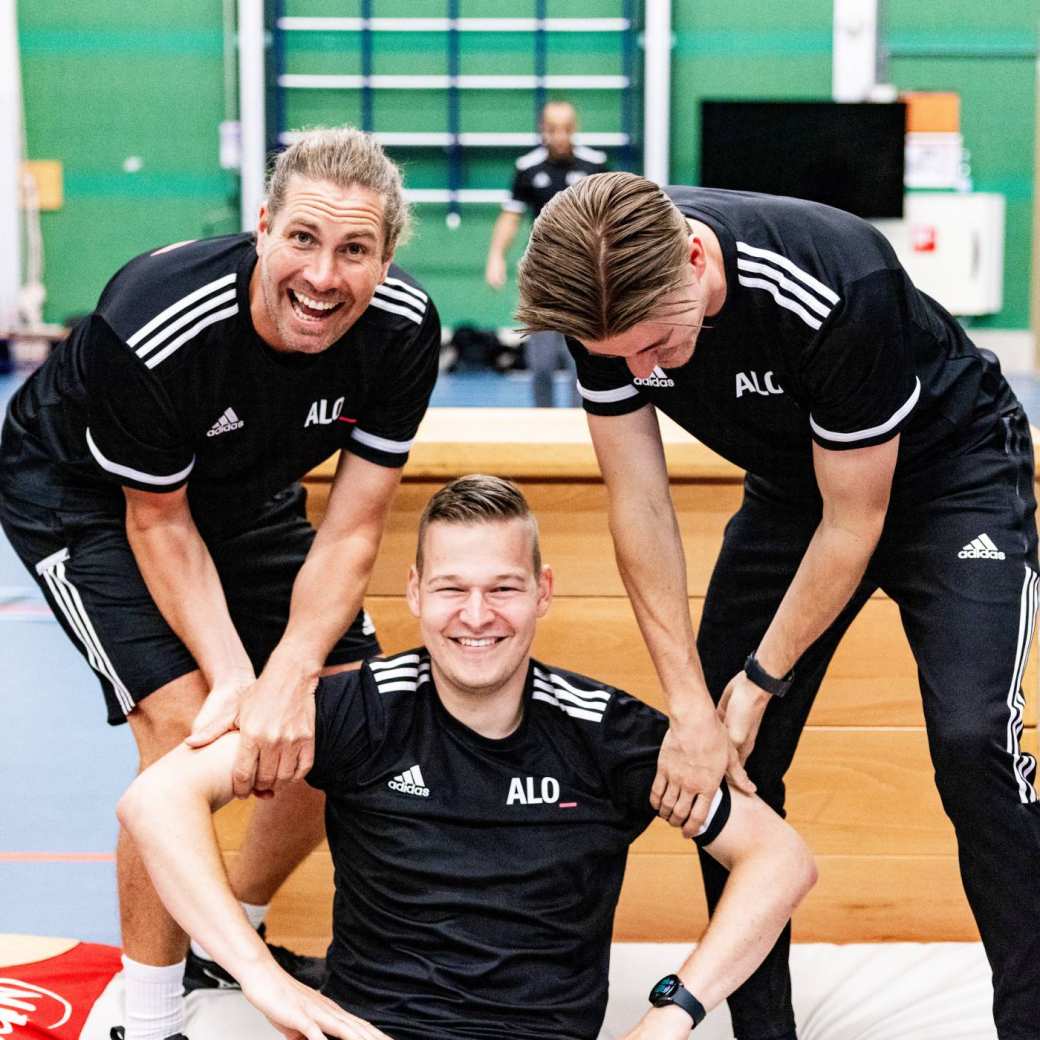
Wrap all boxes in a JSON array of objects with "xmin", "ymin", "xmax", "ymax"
[{"xmin": 696, "ymin": 407, "xmax": 1040, "ymax": 1040}]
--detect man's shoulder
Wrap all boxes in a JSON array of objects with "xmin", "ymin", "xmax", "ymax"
[
  {"xmin": 363, "ymin": 264, "xmax": 436, "ymax": 333},
  {"xmin": 514, "ymin": 146, "xmax": 548, "ymax": 172},
  {"xmin": 572, "ymin": 145, "xmax": 608, "ymax": 170},
  {"xmin": 530, "ymin": 660, "xmax": 663, "ymax": 730},
  {"xmin": 95, "ymin": 233, "xmax": 251, "ymax": 352},
  {"xmin": 665, "ymin": 184, "xmax": 894, "ymax": 288}
]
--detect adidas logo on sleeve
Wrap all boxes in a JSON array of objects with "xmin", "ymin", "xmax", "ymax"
[
  {"xmin": 388, "ymin": 764, "xmax": 430, "ymax": 797},
  {"xmin": 958, "ymin": 533, "xmax": 1006, "ymax": 560},
  {"xmin": 633, "ymin": 366, "xmax": 675, "ymax": 389},
  {"xmin": 207, "ymin": 407, "xmax": 244, "ymax": 437}
]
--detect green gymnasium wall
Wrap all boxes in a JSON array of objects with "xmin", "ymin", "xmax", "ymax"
[{"xmin": 18, "ymin": 1, "xmax": 1039, "ymax": 331}]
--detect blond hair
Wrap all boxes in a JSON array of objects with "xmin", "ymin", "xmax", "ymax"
[
  {"xmin": 416, "ymin": 475, "xmax": 541, "ymax": 576},
  {"xmin": 515, "ymin": 171, "xmax": 689, "ymax": 341},
  {"xmin": 266, "ymin": 127, "xmax": 410, "ymax": 258}
]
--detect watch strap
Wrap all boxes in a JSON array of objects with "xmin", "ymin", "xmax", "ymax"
[
  {"xmin": 743, "ymin": 650, "xmax": 794, "ymax": 698},
  {"xmin": 669, "ymin": 983, "xmax": 707, "ymax": 1028}
]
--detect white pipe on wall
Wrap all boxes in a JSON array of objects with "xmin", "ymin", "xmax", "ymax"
[
  {"xmin": 833, "ymin": 0, "xmax": 880, "ymax": 101},
  {"xmin": 0, "ymin": 0, "xmax": 23, "ymax": 329},
  {"xmin": 238, "ymin": 0, "xmax": 266, "ymax": 231},
  {"xmin": 643, "ymin": 0, "xmax": 671, "ymax": 185}
]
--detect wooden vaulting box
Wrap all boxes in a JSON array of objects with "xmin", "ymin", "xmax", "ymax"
[{"xmin": 216, "ymin": 409, "xmax": 1039, "ymax": 954}]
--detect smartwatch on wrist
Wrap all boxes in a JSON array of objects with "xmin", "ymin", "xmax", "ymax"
[
  {"xmin": 743, "ymin": 649, "xmax": 794, "ymax": 698},
  {"xmin": 648, "ymin": 973, "xmax": 706, "ymax": 1029}
]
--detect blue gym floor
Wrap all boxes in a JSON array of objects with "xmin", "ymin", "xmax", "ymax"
[{"xmin": 4, "ymin": 365, "xmax": 1040, "ymax": 945}]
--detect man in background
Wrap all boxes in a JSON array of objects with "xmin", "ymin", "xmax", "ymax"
[{"xmin": 485, "ymin": 101, "xmax": 606, "ymax": 407}]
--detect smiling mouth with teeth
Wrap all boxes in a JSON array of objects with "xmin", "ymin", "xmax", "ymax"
[
  {"xmin": 453, "ymin": 637, "xmax": 504, "ymax": 648},
  {"xmin": 289, "ymin": 288, "xmax": 344, "ymax": 320}
]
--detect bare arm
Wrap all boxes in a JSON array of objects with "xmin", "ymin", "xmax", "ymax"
[
  {"xmin": 117, "ymin": 739, "xmax": 392, "ymax": 1040},
  {"xmin": 720, "ymin": 436, "xmax": 899, "ymax": 761},
  {"xmin": 124, "ymin": 485, "xmax": 254, "ymax": 694},
  {"xmin": 199, "ymin": 452, "xmax": 401, "ymax": 797},
  {"xmin": 588, "ymin": 407, "xmax": 754, "ymax": 834},
  {"xmin": 620, "ymin": 792, "xmax": 817, "ymax": 1038},
  {"xmin": 485, "ymin": 209, "xmax": 523, "ymax": 289}
]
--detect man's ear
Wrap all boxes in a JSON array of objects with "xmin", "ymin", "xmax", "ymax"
[
  {"xmin": 688, "ymin": 234, "xmax": 708, "ymax": 280},
  {"xmin": 256, "ymin": 203, "xmax": 271, "ymax": 245},
  {"xmin": 406, "ymin": 564, "xmax": 421, "ymax": 618},
  {"xmin": 536, "ymin": 564, "xmax": 554, "ymax": 618}
]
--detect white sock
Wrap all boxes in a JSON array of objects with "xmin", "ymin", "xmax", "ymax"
[
  {"xmin": 241, "ymin": 900, "xmax": 269, "ymax": 931},
  {"xmin": 121, "ymin": 955, "xmax": 186, "ymax": 1040},
  {"xmin": 189, "ymin": 900, "xmax": 269, "ymax": 962}
]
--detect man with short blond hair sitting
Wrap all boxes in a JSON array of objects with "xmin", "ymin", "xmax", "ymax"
[{"xmin": 119, "ymin": 475, "xmax": 816, "ymax": 1040}]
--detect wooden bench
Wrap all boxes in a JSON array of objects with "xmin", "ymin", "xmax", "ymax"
[{"xmin": 217, "ymin": 408, "xmax": 1038, "ymax": 953}]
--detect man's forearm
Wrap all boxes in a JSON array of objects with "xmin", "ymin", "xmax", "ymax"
[
  {"xmin": 754, "ymin": 514, "xmax": 882, "ymax": 679},
  {"xmin": 609, "ymin": 493, "xmax": 714, "ymax": 721},
  {"xmin": 487, "ymin": 210, "xmax": 521, "ymax": 262},
  {"xmin": 676, "ymin": 822, "xmax": 815, "ymax": 1010},
  {"xmin": 117, "ymin": 747, "xmax": 270, "ymax": 981},
  {"xmin": 127, "ymin": 515, "xmax": 253, "ymax": 686},
  {"xmin": 268, "ymin": 525, "xmax": 382, "ymax": 678}
]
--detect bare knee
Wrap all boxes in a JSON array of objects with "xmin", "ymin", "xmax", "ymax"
[{"xmin": 128, "ymin": 670, "xmax": 208, "ymax": 768}]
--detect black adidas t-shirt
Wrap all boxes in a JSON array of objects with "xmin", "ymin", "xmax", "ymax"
[
  {"xmin": 572, "ymin": 186, "xmax": 1015, "ymax": 493},
  {"xmin": 0, "ymin": 234, "xmax": 440, "ymax": 537},
  {"xmin": 504, "ymin": 146, "xmax": 607, "ymax": 219},
  {"xmin": 307, "ymin": 649, "xmax": 731, "ymax": 1040}
]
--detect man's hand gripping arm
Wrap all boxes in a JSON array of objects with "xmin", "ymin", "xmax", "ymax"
[
  {"xmin": 588, "ymin": 406, "xmax": 754, "ymax": 837},
  {"xmin": 190, "ymin": 452, "xmax": 401, "ymax": 797},
  {"xmin": 117, "ymin": 738, "xmax": 393, "ymax": 1040}
]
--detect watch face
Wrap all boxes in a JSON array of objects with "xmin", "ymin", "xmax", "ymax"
[{"xmin": 648, "ymin": 974, "xmax": 680, "ymax": 1006}]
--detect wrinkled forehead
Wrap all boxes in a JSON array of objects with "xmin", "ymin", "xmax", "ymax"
[{"xmin": 273, "ymin": 176, "xmax": 386, "ymax": 232}]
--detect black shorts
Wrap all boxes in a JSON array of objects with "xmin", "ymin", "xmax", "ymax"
[{"xmin": 0, "ymin": 483, "xmax": 380, "ymax": 725}]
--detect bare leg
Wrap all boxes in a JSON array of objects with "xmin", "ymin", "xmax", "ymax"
[
  {"xmin": 121, "ymin": 671, "xmax": 208, "ymax": 965},
  {"xmin": 226, "ymin": 781, "xmax": 327, "ymax": 905},
  {"xmin": 228, "ymin": 661, "xmax": 360, "ymax": 905}
]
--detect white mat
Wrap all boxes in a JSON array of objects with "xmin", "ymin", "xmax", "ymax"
[{"xmin": 80, "ymin": 943, "xmax": 996, "ymax": 1040}]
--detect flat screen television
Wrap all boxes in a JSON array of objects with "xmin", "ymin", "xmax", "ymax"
[{"xmin": 699, "ymin": 100, "xmax": 906, "ymax": 219}]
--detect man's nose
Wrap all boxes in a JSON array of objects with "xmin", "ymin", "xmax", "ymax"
[
  {"xmin": 304, "ymin": 250, "xmax": 337, "ymax": 293},
  {"xmin": 459, "ymin": 589, "xmax": 490, "ymax": 627}
]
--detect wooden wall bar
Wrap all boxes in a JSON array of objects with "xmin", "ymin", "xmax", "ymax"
[{"xmin": 223, "ymin": 409, "xmax": 1038, "ymax": 953}]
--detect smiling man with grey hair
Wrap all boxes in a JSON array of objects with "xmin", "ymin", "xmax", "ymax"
[{"xmin": 0, "ymin": 126, "xmax": 440, "ymax": 1040}]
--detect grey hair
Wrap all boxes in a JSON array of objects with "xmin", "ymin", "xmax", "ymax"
[{"xmin": 265, "ymin": 127, "xmax": 411, "ymax": 258}]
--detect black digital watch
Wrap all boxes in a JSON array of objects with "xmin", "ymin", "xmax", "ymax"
[{"xmin": 648, "ymin": 973, "xmax": 706, "ymax": 1028}]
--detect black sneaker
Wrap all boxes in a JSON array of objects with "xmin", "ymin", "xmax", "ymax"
[
  {"xmin": 182, "ymin": 923, "xmax": 325, "ymax": 992},
  {"xmin": 110, "ymin": 1030, "xmax": 189, "ymax": 1040}
]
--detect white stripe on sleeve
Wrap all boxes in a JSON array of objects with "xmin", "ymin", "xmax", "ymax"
[
  {"xmin": 86, "ymin": 428, "xmax": 195, "ymax": 486},
  {"xmin": 144, "ymin": 304, "xmax": 240, "ymax": 369},
  {"xmin": 135, "ymin": 290, "xmax": 238, "ymax": 359},
  {"xmin": 368, "ymin": 296, "xmax": 424, "ymax": 325},
  {"xmin": 737, "ymin": 275, "xmax": 824, "ymax": 331},
  {"xmin": 809, "ymin": 378, "xmax": 921, "ymax": 445},
  {"xmin": 735, "ymin": 242, "xmax": 840, "ymax": 305},
  {"xmin": 351, "ymin": 427, "xmax": 414, "ymax": 455},
  {"xmin": 127, "ymin": 273, "xmax": 238, "ymax": 347},
  {"xmin": 577, "ymin": 381, "xmax": 640, "ymax": 404}
]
